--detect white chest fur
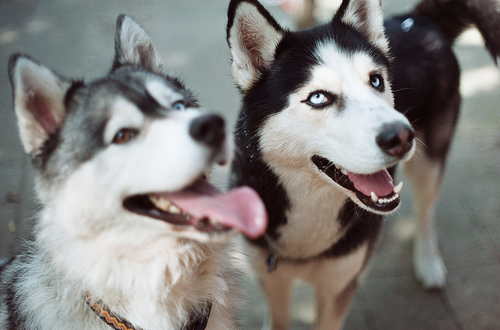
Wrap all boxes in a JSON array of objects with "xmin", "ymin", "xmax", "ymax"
[{"xmin": 266, "ymin": 167, "xmax": 350, "ymax": 259}]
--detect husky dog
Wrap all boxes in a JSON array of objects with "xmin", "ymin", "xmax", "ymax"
[
  {"xmin": 227, "ymin": 0, "xmax": 499, "ymax": 328},
  {"xmin": 0, "ymin": 14, "xmax": 268, "ymax": 330}
]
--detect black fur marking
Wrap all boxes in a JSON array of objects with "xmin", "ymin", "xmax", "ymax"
[
  {"xmin": 110, "ymin": 66, "xmax": 200, "ymax": 114},
  {"xmin": 319, "ymin": 201, "xmax": 382, "ymax": 259},
  {"xmin": 338, "ymin": 199, "xmax": 357, "ymax": 228},
  {"xmin": 63, "ymin": 80, "xmax": 85, "ymax": 109},
  {"xmin": 5, "ymin": 266, "xmax": 27, "ymax": 329},
  {"xmin": 33, "ymin": 127, "xmax": 62, "ymax": 171},
  {"xmin": 232, "ymin": 154, "xmax": 289, "ymax": 243},
  {"xmin": 327, "ymin": 21, "xmax": 391, "ymax": 72},
  {"xmin": 334, "ymin": 0, "xmax": 351, "ymax": 22}
]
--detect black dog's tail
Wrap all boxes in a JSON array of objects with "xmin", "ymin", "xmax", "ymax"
[{"xmin": 413, "ymin": 0, "xmax": 500, "ymax": 63}]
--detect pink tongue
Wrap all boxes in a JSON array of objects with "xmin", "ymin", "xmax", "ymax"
[
  {"xmin": 155, "ymin": 181, "xmax": 267, "ymax": 239},
  {"xmin": 347, "ymin": 169, "xmax": 394, "ymax": 197}
]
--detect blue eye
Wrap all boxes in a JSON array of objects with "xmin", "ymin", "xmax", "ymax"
[
  {"xmin": 309, "ymin": 93, "xmax": 327, "ymax": 105},
  {"xmin": 173, "ymin": 101, "xmax": 186, "ymax": 111},
  {"xmin": 302, "ymin": 91, "xmax": 337, "ymax": 109},
  {"xmin": 370, "ymin": 74, "xmax": 384, "ymax": 91}
]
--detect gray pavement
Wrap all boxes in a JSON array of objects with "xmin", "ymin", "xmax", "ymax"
[{"xmin": 0, "ymin": 0, "xmax": 499, "ymax": 329}]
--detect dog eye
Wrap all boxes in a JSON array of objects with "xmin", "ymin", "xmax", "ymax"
[
  {"xmin": 303, "ymin": 91, "xmax": 336, "ymax": 109},
  {"xmin": 370, "ymin": 73, "xmax": 384, "ymax": 91},
  {"xmin": 172, "ymin": 101, "xmax": 186, "ymax": 111},
  {"xmin": 112, "ymin": 128, "xmax": 138, "ymax": 144},
  {"xmin": 309, "ymin": 93, "xmax": 327, "ymax": 104}
]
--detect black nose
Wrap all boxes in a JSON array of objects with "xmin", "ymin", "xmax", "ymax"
[
  {"xmin": 189, "ymin": 114, "xmax": 225, "ymax": 147},
  {"xmin": 376, "ymin": 122, "xmax": 415, "ymax": 158}
]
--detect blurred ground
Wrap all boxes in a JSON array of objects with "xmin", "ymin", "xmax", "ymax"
[{"xmin": 0, "ymin": 0, "xmax": 499, "ymax": 329}]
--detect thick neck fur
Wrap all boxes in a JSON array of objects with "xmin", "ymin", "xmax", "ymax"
[
  {"xmin": 20, "ymin": 205, "xmax": 232, "ymax": 329},
  {"xmin": 267, "ymin": 164, "xmax": 351, "ymax": 259}
]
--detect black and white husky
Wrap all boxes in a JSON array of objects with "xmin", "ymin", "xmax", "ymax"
[
  {"xmin": 0, "ymin": 14, "xmax": 267, "ymax": 330},
  {"xmin": 227, "ymin": 0, "xmax": 499, "ymax": 328}
]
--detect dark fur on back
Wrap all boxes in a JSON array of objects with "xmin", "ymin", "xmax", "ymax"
[
  {"xmin": 387, "ymin": 0, "xmax": 500, "ymax": 161},
  {"xmin": 386, "ymin": 16, "xmax": 461, "ymax": 160},
  {"xmin": 414, "ymin": 0, "xmax": 500, "ymax": 60}
]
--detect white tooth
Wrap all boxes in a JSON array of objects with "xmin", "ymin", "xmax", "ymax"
[
  {"xmin": 150, "ymin": 196, "xmax": 183, "ymax": 214},
  {"xmin": 168, "ymin": 204, "xmax": 181, "ymax": 214},
  {"xmin": 150, "ymin": 196, "xmax": 172, "ymax": 211},
  {"xmin": 341, "ymin": 168, "xmax": 348, "ymax": 175},
  {"xmin": 150, "ymin": 195, "xmax": 161, "ymax": 205},
  {"xmin": 394, "ymin": 182, "xmax": 403, "ymax": 194},
  {"xmin": 209, "ymin": 218, "xmax": 225, "ymax": 230},
  {"xmin": 371, "ymin": 192, "xmax": 379, "ymax": 203}
]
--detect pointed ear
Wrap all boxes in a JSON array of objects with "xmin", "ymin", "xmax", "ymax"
[
  {"xmin": 8, "ymin": 54, "xmax": 72, "ymax": 156},
  {"xmin": 113, "ymin": 14, "xmax": 163, "ymax": 73},
  {"xmin": 334, "ymin": 0, "xmax": 389, "ymax": 54},
  {"xmin": 227, "ymin": 0, "xmax": 285, "ymax": 91}
]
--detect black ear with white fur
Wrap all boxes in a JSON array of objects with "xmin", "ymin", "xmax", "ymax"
[
  {"xmin": 8, "ymin": 54, "xmax": 72, "ymax": 156},
  {"xmin": 334, "ymin": 0, "xmax": 389, "ymax": 53},
  {"xmin": 113, "ymin": 14, "xmax": 163, "ymax": 73},
  {"xmin": 227, "ymin": 0, "xmax": 285, "ymax": 91}
]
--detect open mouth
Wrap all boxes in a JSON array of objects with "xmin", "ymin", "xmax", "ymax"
[
  {"xmin": 123, "ymin": 178, "xmax": 267, "ymax": 239},
  {"xmin": 312, "ymin": 155, "xmax": 403, "ymax": 213}
]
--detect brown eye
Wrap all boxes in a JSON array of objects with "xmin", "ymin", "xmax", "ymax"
[{"xmin": 112, "ymin": 128, "xmax": 137, "ymax": 144}]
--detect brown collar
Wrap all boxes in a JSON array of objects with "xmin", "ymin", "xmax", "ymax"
[{"xmin": 85, "ymin": 293, "xmax": 211, "ymax": 330}]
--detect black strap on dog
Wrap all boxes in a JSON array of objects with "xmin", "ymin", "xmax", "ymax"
[
  {"xmin": 266, "ymin": 253, "xmax": 279, "ymax": 273},
  {"xmin": 85, "ymin": 293, "xmax": 211, "ymax": 330}
]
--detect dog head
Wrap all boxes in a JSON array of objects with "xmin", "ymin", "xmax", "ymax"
[
  {"xmin": 227, "ymin": 0, "xmax": 415, "ymax": 215},
  {"xmin": 9, "ymin": 15, "xmax": 267, "ymax": 244}
]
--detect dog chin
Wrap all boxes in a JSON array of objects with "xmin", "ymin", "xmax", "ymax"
[{"xmin": 348, "ymin": 192, "xmax": 400, "ymax": 215}]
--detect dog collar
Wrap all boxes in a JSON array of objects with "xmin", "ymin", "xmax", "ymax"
[
  {"xmin": 266, "ymin": 253, "xmax": 280, "ymax": 273},
  {"xmin": 85, "ymin": 293, "xmax": 211, "ymax": 330}
]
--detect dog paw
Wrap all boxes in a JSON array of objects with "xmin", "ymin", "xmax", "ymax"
[{"xmin": 412, "ymin": 238, "xmax": 447, "ymax": 290}]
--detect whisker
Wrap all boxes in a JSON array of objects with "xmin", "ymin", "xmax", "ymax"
[{"xmin": 392, "ymin": 87, "xmax": 415, "ymax": 93}]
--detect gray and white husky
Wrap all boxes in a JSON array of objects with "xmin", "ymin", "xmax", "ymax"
[
  {"xmin": 0, "ymin": 14, "xmax": 267, "ymax": 330},
  {"xmin": 227, "ymin": 0, "xmax": 499, "ymax": 328}
]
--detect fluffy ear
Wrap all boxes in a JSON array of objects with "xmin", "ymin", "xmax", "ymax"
[
  {"xmin": 227, "ymin": 0, "xmax": 285, "ymax": 91},
  {"xmin": 8, "ymin": 54, "xmax": 72, "ymax": 156},
  {"xmin": 113, "ymin": 14, "xmax": 163, "ymax": 73},
  {"xmin": 334, "ymin": 0, "xmax": 389, "ymax": 53}
]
